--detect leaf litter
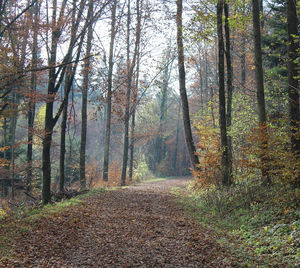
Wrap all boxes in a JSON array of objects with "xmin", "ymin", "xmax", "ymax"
[{"xmin": 0, "ymin": 177, "xmax": 232, "ymax": 267}]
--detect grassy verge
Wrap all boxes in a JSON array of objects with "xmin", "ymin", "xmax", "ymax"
[
  {"xmin": 142, "ymin": 177, "xmax": 168, "ymax": 183},
  {"xmin": 177, "ymin": 181, "xmax": 300, "ymax": 267},
  {"xmin": 0, "ymin": 187, "xmax": 105, "ymax": 259}
]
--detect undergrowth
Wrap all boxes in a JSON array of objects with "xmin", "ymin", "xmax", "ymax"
[{"xmin": 178, "ymin": 181, "xmax": 300, "ymax": 267}]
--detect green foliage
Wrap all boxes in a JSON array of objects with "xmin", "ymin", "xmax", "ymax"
[
  {"xmin": 133, "ymin": 154, "xmax": 155, "ymax": 182},
  {"xmin": 179, "ymin": 181, "xmax": 300, "ymax": 266}
]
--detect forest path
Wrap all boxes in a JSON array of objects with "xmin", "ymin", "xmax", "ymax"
[{"xmin": 2, "ymin": 177, "xmax": 232, "ymax": 267}]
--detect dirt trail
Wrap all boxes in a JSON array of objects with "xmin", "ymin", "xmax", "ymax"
[{"xmin": 1, "ymin": 177, "xmax": 232, "ymax": 267}]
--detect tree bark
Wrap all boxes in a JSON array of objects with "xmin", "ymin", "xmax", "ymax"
[
  {"xmin": 129, "ymin": 49, "xmax": 140, "ymax": 181},
  {"xmin": 176, "ymin": 0, "xmax": 199, "ymax": 171},
  {"xmin": 217, "ymin": 0, "xmax": 230, "ymax": 186},
  {"xmin": 154, "ymin": 50, "xmax": 172, "ymax": 170},
  {"xmin": 103, "ymin": 0, "xmax": 117, "ymax": 182},
  {"xmin": 80, "ymin": 0, "xmax": 94, "ymax": 189},
  {"xmin": 252, "ymin": 0, "xmax": 270, "ymax": 184},
  {"xmin": 172, "ymin": 101, "xmax": 181, "ymax": 175},
  {"xmin": 42, "ymin": 0, "xmax": 88, "ymax": 204},
  {"xmin": 26, "ymin": 1, "xmax": 39, "ymax": 194},
  {"xmin": 286, "ymin": 0, "xmax": 300, "ymax": 186},
  {"xmin": 121, "ymin": 0, "xmax": 141, "ymax": 186},
  {"xmin": 59, "ymin": 81, "xmax": 69, "ymax": 192},
  {"xmin": 224, "ymin": 0, "xmax": 233, "ymax": 184}
]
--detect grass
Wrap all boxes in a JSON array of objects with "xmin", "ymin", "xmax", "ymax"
[
  {"xmin": 142, "ymin": 177, "xmax": 168, "ymax": 183},
  {"xmin": 177, "ymin": 180, "xmax": 300, "ymax": 267}
]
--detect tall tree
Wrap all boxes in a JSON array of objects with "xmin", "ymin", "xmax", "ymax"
[
  {"xmin": 252, "ymin": 0, "xmax": 270, "ymax": 184},
  {"xmin": 176, "ymin": 0, "xmax": 199, "ymax": 171},
  {"xmin": 26, "ymin": 1, "xmax": 40, "ymax": 194},
  {"xmin": 79, "ymin": 0, "xmax": 94, "ymax": 190},
  {"xmin": 153, "ymin": 49, "xmax": 173, "ymax": 171},
  {"xmin": 103, "ymin": 0, "xmax": 117, "ymax": 182},
  {"xmin": 217, "ymin": 0, "xmax": 230, "ymax": 186},
  {"xmin": 59, "ymin": 0, "xmax": 79, "ymax": 193},
  {"xmin": 224, "ymin": 0, "xmax": 233, "ymax": 184},
  {"xmin": 128, "ymin": 47, "xmax": 140, "ymax": 181},
  {"xmin": 286, "ymin": 0, "xmax": 300, "ymax": 186},
  {"xmin": 120, "ymin": 0, "xmax": 141, "ymax": 186},
  {"xmin": 42, "ymin": 0, "xmax": 92, "ymax": 204}
]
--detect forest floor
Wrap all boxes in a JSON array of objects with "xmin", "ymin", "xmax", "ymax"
[
  {"xmin": 0, "ymin": 177, "xmax": 233, "ymax": 267},
  {"xmin": 0, "ymin": 178, "xmax": 232, "ymax": 267}
]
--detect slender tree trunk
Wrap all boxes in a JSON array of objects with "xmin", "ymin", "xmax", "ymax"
[
  {"xmin": 154, "ymin": 53, "xmax": 171, "ymax": 170},
  {"xmin": 129, "ymin": 50, "xmax": 140, "ymax": 181},
  {"xmin": 121, "ymin": 0, "xmax": 132, "ymax": 186},
  {"xmin": 103, "ymin": 0, "xmax": 117, "ymax": 182},
  {"xmin": 59, "ymin": 82, "xmax": 69, "ymax": 192},
  {"xmin": 26, "ymin": 1, "xmax": 39, "ymax": 194},
  {"xmin": 42, "ymin": 0, "xmax": 60, "ymax": 204},
  {"xmin": 286, "ymin": 0, "xmax": 300, "ymax": 186},
  {"xmin": 59, "ymin": 0, "xmax": 81, "ymax": 192},
  {"xmin": 129, "ymin": 108, "xmax": 136, "ymax": 181},
  {"xmin": 205, "ymin": 50, "xmax": 209, "ymax": 103},
  {"xmin": 10, "ymin": 92, "xmax": 17, "ymax": 200},
  {"xmin": 224, "ymin": 1, "xmax": 233, "ymax": 183},
  {"xmin": 176, "ymin": 0, "xmax": 199, "ymax": 171},
  {"xmin": 80, "ymin": 0, "xmax": 94, "ymax": 189},
  {"xmin": 217, "ymin": 0, "xmax": 230, "ymax": 186},
  {"xmin": 42, "ymin": 0, "xmax": 88, "ymax": 204},
  {"xmin": 172, "ymin": 101, "xmax": 181, "ymax": 175},
  {"xmin": 252, "ymin": 0, "xmax": 270, "ymax": 184},
  {"xmin": 42, "ymin": 112, "xmax": 53, "ymax": 204},
  {"xmin": 241, "ymin": 35, "xmax": 246, "ymax": 87},
  {"xmin": 121, "ymin": 0, "xmax": 141, "ymax": 186}
]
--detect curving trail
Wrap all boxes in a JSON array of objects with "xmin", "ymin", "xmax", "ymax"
[{"xmin": 1, "ymin": 177, "xmax": 232, "ymax": 267}]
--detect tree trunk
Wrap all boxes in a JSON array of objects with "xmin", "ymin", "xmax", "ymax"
[
  {"xmin": 59, "ymin": 82, "xmax": 69, "ymax": 192},
  {"xmin": 252, "ymin": 0, "xmax": 270, "ymax": 184},
  {"xmin": 217, "ymin": 0, "xmax": 230, "ymax": 186},
  {"xmin": 286, "ymin": 0, "xmax": 300, "ymax": 186},
  {"xmin": 172, "ymin": 101, "xmax": 181, "ymax": 175},
  {"xmin": 80, "ymin": 0, "xmax": 94, "ymax": 189},
  {"xmin": 129, "ymin": 108, "xmax": 136, "ymax": 181},
  {"xmin": 121, "ymin": 0, "xmax": 132, "ymax": 186},
  {"xmin": 103, "ymin": 0, "xmax": 117, "ymax": 182},
  {"xmin": 241, "ymin": 35, "xmax": 246, "ymax": 87},
  {"xmin": 42, "ymin": 0, "xmax": 88, "ymax": 204},
  {"xmin": 154, "ymin": 51, "xmax": 171, "ymax": 170},
  {"xmin": 224, "ymin": 1, "xmax": 233, "ymax": 184},
  {"xmin": 129, "ymin": 49, "xmax": 140, "ymax": 181},
  {"xmin": 121, "ymin": 0, "xmax": 141, "ymax": 186},
  {"xmin": 176, "ymin": 0, "xmax": 199, "ymax": 171},
  {"xmin": 10, "ymin": 92, "xmax": 17, "ymax": 200},
  {"xmin": 26, "ymin": 1, "xmax": 39, "ymax": 194}
]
